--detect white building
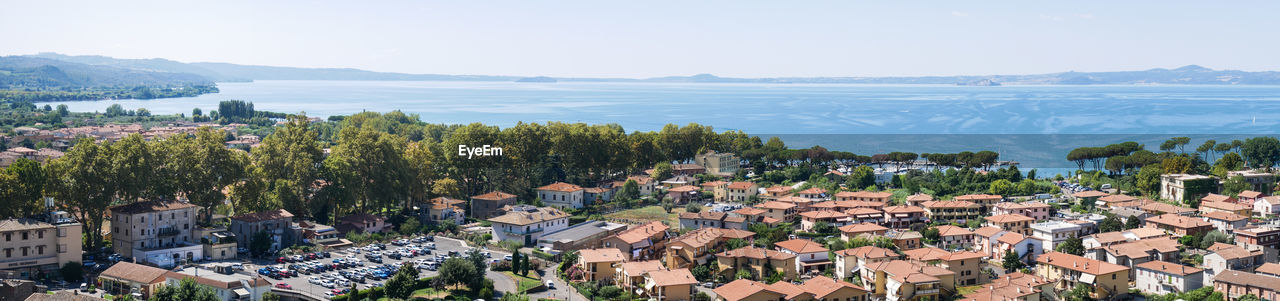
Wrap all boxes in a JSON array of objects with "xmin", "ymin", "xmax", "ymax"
[
  {"xmin": 487, "ymin": 205, "xmax": 570, "ymax": 246},
  {"xmin": 1201, "ymin": 212, "xmax": 1249, "ymax": 233},
  {"xmin": 537, "ymin": 182, "xmax": 585, "ymax": 209},
  {"xmin": 1133, "ymin": 260, "xmax": 1204, "ymax": 295},
  {"xmin": 1160, "ymin": 174, "xmax": 1216, "ymax": 201},
  {"xmin": 1030, "ymin": 221, "xmax": 1082, "ymax": 251},
  {"xmin": 1254, "ymin": 196, "xmax": 1280, "ymax": 216}
]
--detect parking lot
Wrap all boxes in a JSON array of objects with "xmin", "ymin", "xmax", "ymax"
[{"xmin": 233, "ymin": 236, "xmax": 512, "ymax": 299}]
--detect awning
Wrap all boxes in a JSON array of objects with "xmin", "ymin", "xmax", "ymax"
[
  {"xmin": 233, "ymin": 288, "xmax": 250, "ymax": 296},
  {"xmin": 1079, "ymin": 273, "xmax": 1096, "ymax": 284}
]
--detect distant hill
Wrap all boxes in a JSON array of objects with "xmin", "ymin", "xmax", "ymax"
[
  {"xmin": 19, "ymin": 53, "xmax": 1280, "ymax": 85},
  {"xmin": 0, "ymin": 56, "xmax": 214, "ymax": 88}
]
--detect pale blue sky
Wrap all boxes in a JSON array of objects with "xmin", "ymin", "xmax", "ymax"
[{"xmin": 3, "ymin": 0, "xmax": 1277, "ymax": 78}]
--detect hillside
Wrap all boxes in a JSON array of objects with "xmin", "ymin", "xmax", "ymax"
[{"xmin": 0, "ymin": 56, "xmax": 218, "ymax": 102}]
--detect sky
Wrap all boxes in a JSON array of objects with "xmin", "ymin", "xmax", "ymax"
[{"xmin": 3, "ymin": 0, "xmax": 1278, "ymax": 78}]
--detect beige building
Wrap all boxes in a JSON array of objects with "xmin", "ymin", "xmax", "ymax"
[
  {"xmin": 471, "ymin": 191, "xmax": 518, "ymax": 219},
  {"xmin": 694, "ymin": 151, "xmax": 741, "ymax": 177},
  {"xmin": 644, "ymin": 268, "xmax": 698, "ymax": 301},
  {"xmin": 1035, "ymin": 252, "xmax": 1130, "ymax": 300},
  {"xmin": 725, "ymin": 182, "xmax": 759, "ymax": 203},
  {"xmin": 904, "ymin": 247, "xmax": 986, "ymax": 286},
  {"xmin": 834, "ymin": 246, "xmax": 900, "ymax": 282},
  {"xmin": 984, "ymin": 214, "xmax": 1033, "ymax": 235},
  {"xmin": 109, "ymin": 200, "xmax": 202, "ymax": 266},
  {"xmin": 864, "ymin": 260, "xmax": 955, "ymax": 301},
  {"xmin": 0, "ymin": 213, "xmax": 82, "ymax": 279},
  {"xmin": 576, "ymin": 248, "xmax": 628, "ymax": 283},
  {"xmin": 716, "ymin": 246, "xmax": 798, "ymax": 281},
  {"xmin": 920, "ymin": 201, "xmax": 981, "ymax": 224}
]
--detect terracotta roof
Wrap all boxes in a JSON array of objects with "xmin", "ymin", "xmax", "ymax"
[
  {"xmin": 1036, "ymin": 252, "xmax": 1128, "ymax": 275},
  {"xmin": 955, "ymin": 194, "xmax": 1002, "ymax": 201},
  {"xmin": 1213, "ymin": 270, "xmax": 1280, "ymax": 291},
  {"xmin": 719, "ymin": 246, "xmax": 796, "ymax": 261},
  {"xmin": 944, "ymin": 251, "xmax": 987, "ymax": 261},
  {"xmin": 766, "ymin": 282, "xmax": 812, "ymax": 300},
  {"xmin": 765, "ymin": 186, "xmax": 792, "ymax": 193},
  {"xmin": 727, "ymin": 182, "xmax": 756, "ymax": 190},
  {"xmin": 1201, "ymin": 201, "xmax": 1250, "ymax": 212},
  {"xmin": 1208, "ymin": 242, "xmax": 1262, "ymax": 260},
  {"xmin": 1134, "ymin": 260, "xmax": 1202, "ymax": 276},
  {"xmin": 985, "ymin": 214, "xmax": 1033, "ymax": 223},
  {"xmin": 799, "ymin": 276, "xmax": 867, "ymax": 298},
  {"xmin": 0, "ymin": 219, "xmax": 55, "ymax": 232},
  {"xmin": 733, "ymin": 207, "xmax": 766, "ymax": 216},
  {"xmin": 883, "ymin": 205, "xmax": 926, "ymax": 214},
  {"xmin": 994, "ymin": 202, "xmax": 1051, "ymax": 210},
  {"xmin": 1140, "ymin": 202, "xmax": 1195, "ymax": 214},
  {"xmin": 1103, "ymin": 237, "xmax": 1180, "ymax": 259},
  {"xmin": 537, "ymin": 182, "xmax": 583, "ymax": 192},
  {"xmin": 100, "ymin": 262, "xmax": 169, "ymax": 284},
  {"xmin": 835, "ymin": 246, "xmax": 898, "ymax": 259},
  {"xmin": 798, "ymin": 187, "xmax": 827, "ymax": 195},
  {"xmin": 921, "ymin": 200, "xmax": 979, "ymax": 209},
  {"xmin": 669, "ymin": 185, "xmax": 700, "ymax": 193},
  {"xmin": 26, "ymin": 291, "xmax": 109, "ymax": 301},
  {"xmin": 619, "ymin": 260, "xmax": 665, "ymax": 277},
  {"xmin": 1127, "ymin": 227, "xmax": 1168, "ymax": 239},
  {"xmin": 715, "ymin": 279, "xmax": 785, "ymax": 301},
  {"xmin": 578, "ymin": 248, "xmax": 627, "ymax": 263},
  {"xmin": 1073, "ymin": 191, "xmax": 1109, "ymax": 198},
  {"xmin": 109, "ymin": 200, "xmax": 197, "ymax": 215},
  {"xmin": 472, "ymin": 191, "xmax": 517, "ymax": 200},
  {"xmin": 973, "ymin": 226, "xmax": 1005, "ymax": 237},
  {"xmin": 836, "ymin": 191, "xmax": 893, "ymax": 199},
  {"xmin": 647, "ymin": 268, "xmax": 699, "ymax": 286},
  {"xmin": 935, "ymin": 225, "xmax": 974, "ymax": 237},
  {"xmin": 906, "ymin": 194, "xmax": 934, "ymax": 202},
  {"xmin": 845, "ymin": 208, "xmax": 884, "ymax": 217},
  {"xmin": 800, "ymin": 210, "xmax": 849, "ymax": 219},
  {"xmin": 996, "ymin": 232, "xmax": 1029, "ymax": 245},
  {"xmin": 1240, "ymin": 191, "xmax": 1264, "ymax": 199},
  {"xmin": 670, "ymin": 228, "xmax": 728, "ymax": 249},
  {"xmin": 1145, "ymin": 213, "xmax": 1211, "ymax": 229},
  {"xmin": 611, "ymin": 221, "xmax": 669, "ymax": 244},
  {"xmin": 1202, "ymin": 211, "xmax": 1248, "ymax": 221},
  {"xmin": 756, "ymin": 201, "xmax": 796, "ymax": 210},
  {"xmin": 487, "ymin": 206, "xmax": 569, "ymax": 226},
  {"xmin": 701, "ymin": 181, "xmax": 728, "ymax": 188},
  {"xmin": 1256, "ymin": 263, "xmax": 1280, "ymax": 276},
  {"xmin": 904, "ymin": 247, "xmax": 953, "ymax": 261},
  {"xmin": 230, "ymin": 209, "xmax": 294, "ymax": 223},
  {"xmin": 680, "ymin": 211, "xmax": 726, "ymax": 221},
  {"xmin": 1264, "ymin": 196, "xmax": 1280, "ymax": 206},
  {"xmin": 1201, "ymin": 194, "xmax": 1236, "ymax": 203},
  {"xmin": 839, "ymin": 223, "xmax": 889, "ymax": 234},
  {"xmin": 1098, "ymin": 194, "xmax": 1136, "ymax": 203},
  {"xmin": 775, "ymin": 239, "xmax": 828, "ymax": 254},
  {"xmin": 867, "ymin": 260, "xmax": 953, "ymax": 284}
]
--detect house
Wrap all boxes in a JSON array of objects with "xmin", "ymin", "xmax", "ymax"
[
  {"xmin": 97, "ymin": 262, "xmax": 170, "ymax": 300},
  {"xmin": 716, "ymin": 246, "xmax": 798, "ymax": 281},
  {"xmin": 1098, "ymin": 194, "xmax": 1138, "ymax": 208},
  {"xmin": 1030, "ymin": 221, "xmax": 1082, "ymax": 251},
  {"xmin": 679, "ymin": 211, "xmax": 728, "ymax": 230},
  {"xmin": 229, "ymin": 209, "xmax": 293, "ymax": 250},
  {"xmin": 993, "ymin": 232, "xmax": 1043, "ymax": 265},
  {"xmin": 798, "ymin": 276, "xmax": 871, "ymax": 301},
  {"xmin": 702, "ymin": 181, "xmax": 728, "ymax": 201},
  {"xmin": 109, "ymin": 201, "xmax": 202, "ymax": 267},
  {"xmin": 904, "ymin": 248, "xmax": 987, "ymax": 286},
  {"xmin": 754, "ymin": 201, "xmax": 797, "ymax": 222},
  {"xmin": 669, "ymin": 164, "xmax": 707, "ymax": 176},
  {"xmin": 616, "ymin": 176, "xmax": 658, "ymax": 196},
  {"xmin": 958, "ymin": 272, "xmax": 1053, "ymax": 301},
  {"xmin": 1203, "ymin": 211, "xmax": 1250, "ymax": 233},
  {"xmin": 1088, "ymin": 237, "xmax": 1181, "ymax": 278},
  {"xmin": 797, "ymin": 187, "xmax": 828, "ymax": 201},
  {"xmin": 337, "ymin": 213, "xmax": 387, "ymax": 234},
  {"xmin": 1145, "ymin": 213, "xmax": 1214, "ymax": 236},
  {"xmin": 973, "ymin": 227, "xmax": 1007, "ymax": 255},
  {"xmin": 835, "ymin": 191, "xmax": 893, "ymax": 203},
  {"xmin": 536, "ymin": 220, "xmax": 627, "ymax": 254},
  {"xmin": 25, "ymin": 291, "xmax": 108, "ymax": 301},
  {"xmin": 1073, "ymin": 190, "xmax": 1109, "ymax": 205},
  {"xmin": 864, "ymin": 260, "xmax": 955, "ymax": 301},
  {"xmin": 712, "ymin": 279, "xmax": 788, "ymax": 301},
  {"xmin": 694, "ymin": 151, "xmax": 740, "ymax": 177},
  {"xmin": 840, "ymin": 223, "xmax": 890, "ymax": 241},
  {"xmin": 665, "ymin": 228, "xmax": 751, "ymax": 269},
  {"xmin": 730, "ymin": 207, "xmax": 783, "ymax": 226},
  {"xmin": 1204, "ymin": 193, "xmax": 1239, "ymax": 204},
  {"xmin": 1034, "ymin": 252, "xmax": 1130, "ymax": 300},
  {"xmin": 1257, "ymin": 262, "xmax": 1280, "ymax": 278},
  {"xmin": 1228, "ymin": 170, "xmax": 1277, "ymax": 194},
  {"xmin": 1202, "ymin": 201, "xmax": 1254, "ymax": 216},
  {"xmin": 487, "ymin": 205, "xmax": 570, "ymax": 246},
  {"xmin": 1160, "ymin": 174, "xmax": 1217, "ymax": 201},
  {"xmin": 1255, "ymin": 196, "xmax": 1280, "ymax": 216},
  {"xmin": 775, "ymin": 239, "xmax": 831, "ymax": 274},
  {"xmin": 1109, "ymin": 207, "xmax": 1151, "ymax": 227},
  {"xmin": 883, "ymin": 206, "xmax": 927, "ymax": 229},
  {"xmin": 419, "ymin": 197, "xmax": 466, "ymax": 225},
  {"xmin": 905, "ymin": 194, "xmax": 934, "ymax": 206},
  {"xmin": 725, "ymin": 182, "xmax": 759, "ymax": 203},
  {"xmin": 471, "ymin": 191, "xmax": 518, "ymax": 219},
  {"xmin": 667, "ymin": 185, "xmax": 702, "ymax": 203},
  {"xmin": 713, "ymin": 277, "xmax": 870, "ymax": 301},
  {"xmin": 1235, "ymin": 226, "xmax": 1280, "ymax": 252},
  {"xmin": 834, "ymin": 246, "xmax": 900, "ymax": 281},
  {"xmin": 1133, "ymin": 260, "xmax": 1203, "ymax": 295},
  {"xmin": 887, "ymin": 230, "xmax": 924, "ymax": 250},
  {"xmin": 602, "ymin": 221, "xmax": 670, "ymax": 260},
  {"xmin": 643, "ymin": 268, "xmax": 699, "ymax": 301},
  {"xmin": 1204, "ymin": 242, "xmax": 1266, "ymax": 284},
  {"xmin": 1240, "ymin": 191, "xmax": 1266, "ymax": 204},
  {"xmin": 984, "ymin": 214, "xmax": 1033, "ymax": 235},
  {"xmin": 920, "ymin": 201, "xmax": 981, "ymax": 224},
  {"xmin": 991, "ymin": 202, "xmax": 1052, "ymax": 221},
  {"xmin": 576, "ymin": 248, "xmax": 628, "ymax": 283},
  {"xmin": 1213, "ymin": 270, "xmax": 1280, "ymax": 301},
  {"xmin": 1080, "ymin": 228, "xmax": 1168, "ymax": 251},
  {"xmin": 0, "ymin": 213, "xmax": 82, "ymax": 280},
  {"xmin": 1142, "ymin": 202, "xmax": 1197, "ymax": 216},
  {"xmin": 954, "ymin": 194, "xmax": 1003, "ymax": 213},
  {"xmin": 294, "ymin": 221, "xmax": 351, "ymax": 250},
  {"xmin": 616, "ymin": 260, "xmax": 665, "ymax": 289},
  {"xmin": 776, "ymin": 196, "xmax": 817, "ymax": 212},
  {"xmin": 764, "ymin": 186, "xmax": 793, "ymax": 198},
  {"xmin": 537, "ymin": 182, "xmax": 585, "ymax": 209},
  {"xmin": 934, "ymin": 225, "xmax": 974, "ymax": 250},
  {"xmin": 846, "ymin": 208, "xmax": 886, "ymax": 224},
  {"xmin": 583, "ymin": 187, "xmax": 614, "ymax": 204},
  {"xmin": 799, "ymin": 210, "xmax": 851, "ymax": 232}
]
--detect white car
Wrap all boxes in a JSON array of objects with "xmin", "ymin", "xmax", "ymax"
[
  {"xmin": 309, "ymin": 276, "xmax": 323, "ymax": 284},
  {"xmin": 324, "ymin": 292, "xmax": 335, "ymax": 299}
]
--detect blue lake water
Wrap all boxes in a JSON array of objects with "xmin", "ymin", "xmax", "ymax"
[{"xmin": 41, "ymin": 81, "xmax": 1280, "ymax": 169}]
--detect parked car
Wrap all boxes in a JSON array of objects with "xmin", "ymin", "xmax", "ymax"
[
  {"xmin": 545, "ymin": 281, "xmax": 555, "ymax": 289},
  {"xmin": 276, "ymin": 283, "xmax": 292, "ymax": 289}
]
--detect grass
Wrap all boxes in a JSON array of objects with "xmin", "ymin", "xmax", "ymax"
[
  {"xmin": 410, "ymin": 287, "xmax": 448, "ymax": 299},
  {"xmin": 502, "ymin": 271, "xmax": 544, "ymax": 292},
  {"xmin": 604, "ymin": 205, "xmax": 684, "ymax": 225},
  {"xmin": 957, "ymin": 285, "xmax": 982, "ymax": 296}
]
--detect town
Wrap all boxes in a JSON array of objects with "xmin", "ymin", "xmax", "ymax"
[{"xmin": 4, "ymin": 105, "xmax": 1280, "ymax": 301}]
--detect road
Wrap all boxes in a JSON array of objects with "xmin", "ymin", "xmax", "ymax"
[{"xmin": 527, "ymin": 266, "xmax": 585, "ymax": 301}]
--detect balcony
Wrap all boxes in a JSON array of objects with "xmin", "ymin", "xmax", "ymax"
[
  {"xmin": 156, "ymin": 227, "xmax": 181, "ymax": 237},
  {"xmin": 915, "ymin": 289, "xmax": 941, "ymax": 295},
  {"xmin": 501, "ymin": 227, "xmax": 545, "ymax": 235}
]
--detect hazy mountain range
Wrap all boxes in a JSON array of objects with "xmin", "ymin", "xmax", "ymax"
[{"xmin": 11, "ymin": 52, "xmax": 1280, "ymax": 86}]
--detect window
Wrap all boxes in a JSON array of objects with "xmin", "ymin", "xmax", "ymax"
[
  {"xmin": 37, "ymin": 231, "xmax": 43, "ymax": 239},
  {"xmin": 2, "ymin": 249, "xmax": 8, "ymax": 257},
  {"xmin": 3, "ymin": 233, "xmax": 8, "ymax": 241},
  {"xmin": 22, "ymin": 232, "xmax": 28, "ymax": 240}
]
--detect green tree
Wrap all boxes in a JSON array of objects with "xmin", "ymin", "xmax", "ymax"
[
  {"xmin": 46, "ymin": 139, "xmax": 114, "ymax": 251},
  {"xmin": 173, "ymin": 128, "xmax": 248, "ymax": 224},
  {"xmin": 1135, "ymin": 165, "xmax": 1162, "ymax": 197},
  {"xmin": 150, "ymin": 278, "xmax": 220, "ymax": 301},
  {"xmin": 250, "ymin": 230, "xmax": 272, "ymax": 256},
  {"xmin": 651, "ymin": 162, "xmax": 674, "ymax": 180},
  {"xmin": 1223, "ymin": 176, "xmax": 1251, "ymax": 197},
  {"xmin": 0, "ymin": 158, "xmax": 46, "ymax": 219},
  {"xmin": 847, "ymin": 166, "xmax": 876, "ymax": 189},
  {"xmin": 988, "ymin": 179, "xmax": 1014, "ymax": 196},
  {"xmin": 685, "ymin": 203, "xmax": 702, "ymax": 213},
  {"xmin": 438, "ymin": 257, "xmax": 477, "ymax": 290},
  {"xmin": 616, "ymin": 179, "xmax": 641, "ymax": 201},
  {"xmin": 1098, "ymin": 215, "xmax": 1123, "ymax": 232},
  {"xmin": 1124, "ymin": 216, "xmax": 1141, "ymax": 229},
  {"xmin": 249, "ymin": 116, "xmax": 325, "ymax": 217},
  {"xmin": 1055, "ymin": 237, "xmax": 1085, "ymax": 256},
  {"xmin": 399, "ymin": 218, "xmax": 421, "ymax": 236},
  {"xmin": 1241, "ymin": 137, "xmax": 1280, "ymax": 169},
  {"xmin": 1162, "ymin": 156, "xmax": 1192, "ymax": 174},
  {"xmin": 324, "ymin": 127, "xmax": 411, "ymax": 216},
  {"xmin": 1062, "ymin": 284, "xmax": 1095, "ymax": 301},
  {"xmin": 261, "ymin": 292, "xmax": 280, "ymax": 301},
  {"xmin": 1001, "ymin": 250, "xmax": 1024, "ymax": 271},
  {"xmin": 384, "ymin": 262, "xmax": 419, "ymax": 299},
  {"xmin": 726, "ymin": 238, "xmax": 749, "ymax": 250},
  {"xmin": 56, "ymin": 104, "xmax": 69, "ymax": 116},
  {"xmin": 61, "ymin": 262, "xmax": 84, "ymax": 282}
]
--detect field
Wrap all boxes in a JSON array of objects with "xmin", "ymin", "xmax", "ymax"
[
  {"xmin": 603, "ymin": 205, "xmax": 685, "ymax": 225},
  {"xmin": 502, "ymin": 271, "xmax": 544, "ymax": 292}
]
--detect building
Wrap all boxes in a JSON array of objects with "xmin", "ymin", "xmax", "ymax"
[
  {"xmin": 775, "ymin": 239, "xmax": 831, "ymax": 275},
  {"xmin": 602, "ymin": 221, "xmax": 670, "ymax": 260},
  {"xmin": 1228, "ymin": 170, "xmax": 1277, "ymax": 194},
  {"xmin": 1203, "ymin": 211, "xmax": 1250, "ymax": 233},
  {"xmin": 583, "ymin": 187, "xmax": 614, "ymax": 204},
  {"xmin": 487, "ymin": 205, "xmax": 570, "ymax": 246},
  {"xmin": 0, "ymin": 279, "xmax": 38, "ymax": 301},
  {"xmin": 713, "ymin": 277, "xmax": 870, "ymax": 301},
  {"xmin": 840, "ymin": 223, "xmax": 890, "ymax": 241},
  {"xmin": 576, "ymin": 248, "xmax": 628, "ymax": 283},
  {"xmin": 665, "ymin": 228, "xmax": 749, "ymax": 269},
  {"xmin": 984, "ymin": 214, "xmax": 1033, "ymax": 235},
  {"xmin": 679, "ymin": 211, "xmax": 732, "ymax": 230},
  {"xmin": 888, "ymin": 230, "xmax": 924, "ymax": 250},
  {"xmin": 1034, "ymin": 252, "xmax": 1130, "ymax": 300},
  {"xmin": 1204, "ymin": 242, "xmax": 1266, "ymax": 284},
  {"xmin": 992, "ymin": 202, "xmax": 1052, "ymax": 221},
  {"xmin": 905, "ymin": 194, "xmax": 934, "ymax": 206},
  {"xmin": 536, "ymin": 220, "xmax": 627, "ymax": 254},
  {"xmin": 0, "ymin": 212, "xmax": 82, "ymax": 280},
  {"xmin": 993, "ymin": 232, "xmax": 1043, "ymax": 265},
  {"xmin": 903, "ymin": 248, "xmax": 987, "ymax": 285},
  {"xmin": 864, "ymin": 260, "xmax": 955, "ymax": 301},
  {"xmin": 294, "ymin": 221, "xmax": 351, "ymax": 250},
  {"xmin": 799, "ymin": 210, "xmax": 851, "ymax": 232},
  {"xmin": 712, "ymin": 279, "xmax": 787, "ymax": 301},
  {"xmin": 695, "ymin": 151, "xmax": 741, "ymax": 177},
  {"xmin": 537, "ymin": 182, "xmax": 585, "ymax": 209},
  {"xmin": 1142, "ymin": 202, "xmax": 1197, "ymax": 216},
  {"xmin": 1089, "ymin": 237, "xmax": 1181, "ymax": 278},
  {"xmin": 954, "ymin": 194, "xmax": 1003, "ymax": 213},
  {"xmin": 1202, "ymin": 201, "xmax": 1254, "ymax": 216},
  {"xmin": 97, "ymin": 262, "xmax": 169, "ymax": 300},
  {"xmin": 109, "ymin": 201, "xmax": 202, "ymax": 267},
  {"xmin": 25, "ymin": 291, "xmax": 108, "ymax": 301},
  {"xmin": 883, "ymin": 206, "xmax": 926, "ymax": 229},
  {"xmin": 1213, "ymin": 270, "xmax": 1280, "ymax": 301},
  {"xmin": 796, "ymin": 187, "xmax": 828, "ymax": 201},
  {"xmin": 1098, "ymin": 194, "xmax": 1138, "ymax": 208},
  {"xmin": 716, "ymin": 246, "xmax": 798, "ymax": 281},
  {"xmin": 973, "ymin": 227, "xmax": 1007, "ymax": 256},
  {"xmin": 834, "ymin": 246, "xmax": 899, "ymax": 281},
  {"xmin": 471, "ymin": 191, "xmax": 518, "ymax": 219},
  {"xmin": 920, "ymin": 201, "xmax": 981, "ymax": 224},
  {"xmin": 1146, "ymin": 213, "xmax": 1214, "ymax": 236},
  {"xmin": 934, "ymin": 225, "xmax": 974, "ymax": 250},
  {"xmin": 835, "ymin": 191, "xmax": 893, "ymax": 203},
  {"xmin": 1133, "ymin": 260, "xmax": 1203, "ymax": 295},
  {"xmin": 725, "ymin": 182, "xmax": 758, "ymax": 203},
  {"xmin": 422, "ymin": 197, "xmax": 466, "ymax": 224},
  {"xmin": 1073, "ymin": 190, "xmax": 1109, "ymax": 205},
  {"xmin": 1241, "ymin": 191, "xmax": 1266, "ymax": 204},
  {"xmin": 958, "ymin": 272, "xmax": 1053, "ymax": 301},
  {"xmin": 167, "ymin": 266, "xmax": 272, "ymax": 301},
  {"xmin": 616, "ymin": 260, "xmax": 665, "ymax": 289},
  {"xmin": 1030, "ymin": 221, "xmax": 1082, "ymax": 251},
  {"xmin": 643, "ymin": 268, "xmax": 698, "ymax": 301},
  {"xmin": 1160, "ymin": 174, "xmax": 1217, "ymax": 201},
  {"xmin": 798, "ymin": 276, "xmax": 871, "ymax": 301},
  {"xmin": 667, "ymin": 185, "xmax": 702, "ymax": 203},
  {"xmin": 1236, "ymin": 226, "xmax": 1280, "ymax": 252},
  {"xmin": 228, "ymin": 209, "xmax": 293, "ymax": 250},
  {"xmin": 845, "ymin": 208, "xmax": 885, "ymax": 224},
  {"xmin": 754, "ymin": 201, "xmax": 797, "ymax": 222},
  {"xmin": 1255, "ymin": 196, "xmax": 1280, "ymax": 216},
  {"xmin": 336, "ymin": 213, "xmax": 387, "ymax": 234}
]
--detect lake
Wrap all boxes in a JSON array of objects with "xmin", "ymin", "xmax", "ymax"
[{"xmin": 40, "ymin": 81, "xmax": 1280, "ymax": 169}]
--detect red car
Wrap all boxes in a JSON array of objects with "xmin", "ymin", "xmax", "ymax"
[
  {"xmin": 276, "ymin": 257, "xmax": 287, "ymax": 263},
  {"xmin": 275, "ymin": 283, "xmax": 292, "ymax": 289}
]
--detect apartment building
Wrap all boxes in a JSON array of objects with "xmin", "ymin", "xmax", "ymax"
[
  {"xmin": 109, "ymin": 200, "xmax": 202, "ymax": 267},
  {"xmin": 0, "ymin": 212, "xmax": 82, "ymax": 279},
  {"xmin": 1034, "ymin": 252, "xmax": 1131, "ymax": 300}
]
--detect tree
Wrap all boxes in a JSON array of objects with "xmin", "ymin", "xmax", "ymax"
[
  {"xmin": 399, "ymin": 218, "xmax": 421, "ymax": 236},
  {"xmin": 324, "ymin": 127, "xmax": 411, "ymax": 216},
  {"xmin": 922, "ymin": 227, "xmax": 941, "ymax": 244},
  {"xmin": 511, "ymin": 252, "xmax": 522, "ymax": 276},
  {"xmin": 1223, "ymin": 176, "xmax": 1251, "ymax": 197},
  {"xmin": 261, "ymin": 292, "xmax": 281, "ymax": 301},
  {"xmin": 385, "ymin": 262, "xmax": 419, "ymax": 299},
  {"xmin": 0, "ymin": 158, "xmax": 46, "ymax": 219},
  {"xmin": 1055, "ymin": 237, "xmax": 1084, "ymax": 256},
  {"xmin": 1062, "ymin": 284, "xmax": 1095, "ymax": 301},
  {"xmin": 46, "ymin": 139, "xmax": 114, "ymax": 251},
  {"xmin": 61, "ymin": 262, "xmax": 84, "ymax": 282},
  {"xmin": 1125, "ymin": 216, "xmax": 1141, "ymax": 229},
  {"xmin": 105, "ymin": 104, "xmax": 126, "ymax": 117},
  {"xmin": 685, "ymin": 203, "xmax": 702, "ymax": 213},
  {"xmin": 439, "ymin": 257, "xmax": 477, "ymax": 290},
  {"xmin": 726, "ymin": 238, "xmax": 749, "ymax": 250},
  {"xmin": 847, "ymin": 165, "xmax": 876, "ymax": 189},
  {"xmin": 1001, "ymin": 250, "xmax": 1024, "ymax": 271},
  {"xmin": 150, "ymin": 278, "xmax": 220, "ymax": 301},
  {"xmin": 1098, "ymin": 215, "xmax": 1123, "ymax": 232},
  {"xmin": 1135, "ymin": 165, "xmax": 1162, "ymax": 197},
  {"xmin": 173, "ymin": 128, "xmax": 248, "ymax": 224},
  {"xmin": 989, "ymin": 179, "xmax": 1014, "ymax": 196},
  {"xmin": 1201, "ymin": 231, "xmax": 1232, "ymax": 249},
  {"xmin": 56, "ymin": 104, "xmax": 69, "ymax": 116},
  {"xmin": 250, "ymin": 115, "xmax": 324, "ymax": 217},
  {"xmin": 250, "ymin": 230, "xmax": 272, "ymax": 257},
  {"xmin": 1241, "ymin": 137, "xmax": 1280, "ymax": 169},
  {"xmin": 1162, "ymin": 156, "xmax": 1192, "ymax": 174},
  {"xmin": 616, "ymin": 179, "xmax": 641, "ymax": 202}
]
